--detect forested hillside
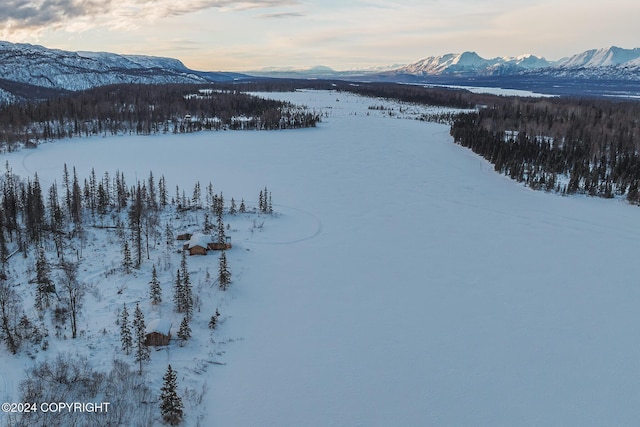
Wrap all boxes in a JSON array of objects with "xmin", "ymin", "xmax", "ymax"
[{"xmin": 0, "ymin": 83, "xmax": 320, "ymax": 151}]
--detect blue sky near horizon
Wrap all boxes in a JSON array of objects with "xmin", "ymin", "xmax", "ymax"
[{"xmin": 0, "ymin": 0, "xmax": 637, "ymax": 71}]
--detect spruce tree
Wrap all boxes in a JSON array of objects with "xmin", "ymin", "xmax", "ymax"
[
  {"xmin": 218, "ymin": 250, "xmax": 231, "ymax": 291},
  {"xmin": 159, "ymin": 175, "xmax": 168, "ymax": 208},
  {"xmin": 177, "ymin": 316, "xmax": 191, "ymax": 347},
  {"xmin": 128, "ymin": 182, "xmax": 144, "ymax": 267},
  {"xmin": 239, "ymin": 198, "xmax": 246, "ymax": 213},
  {"xmin": 180, "ymin": 250, "xmax": 190, "ymax": 288},
  {"xmin": 160, "ymin": 364, "xmax": 183, "ymax": 425},
  {"xmin": 229, "ymin": 198, "xmax": 237, "ymax": 215},
  {"xmin": 149, "ymin": 265, "xmax": 162, "ymax": 305},
  {"xmin": 0, "ymin": 211, "xmax": 8, "ymax": 273},
  {"xmin": 208, "ymin": 315, "xmax": 217, "ymax": 330},
  {"xmin": 122, "ymin": 240, "xmax": 133, "ymax": 273},
  {"xmin": 203, "ymin": 212, "xmax": 211, "ymax": 233},
  {"xmin": 120, "ymin": 303, "xmax": 132, "ymax": 355},
  {"xmin": 208, "ymin": 308, "xmax": 220, "ymax": 330},
  {"xmin": 34, "ymin": 245, "xmax": 53, "ymax": 311},
  {"xmin": 179, "ymin": 252, "xmax": 193, "ymax": 319},
  {"xmin": 216, "ymin": 207, "xmax": 226, "ymax": 246},
  {"xmin": 173, "ymin": 269, "xmax": 183, "ymax": 313},
  {"xmin": 132, "ymin": 303, "xmax": 150, "ymax": 374}
]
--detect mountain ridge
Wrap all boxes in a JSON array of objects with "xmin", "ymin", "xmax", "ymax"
[
  {"xmin": 0, "ymin": 41, "xmax": 248, "ymax": 103},
  {"xmin": 1, "ymin": 41, "xmax": 640, "ymax": 103},
  {"xmin": 392, "ymin": 46, "xmax": 640, "ymax": 78}
]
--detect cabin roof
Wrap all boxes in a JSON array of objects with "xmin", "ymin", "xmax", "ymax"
[
  {"xmin": 187, "ymin": 232, "xmax": 211, "ymax": 249},
  {"xmin": 146, "ymin": 318, "xmax": 172, "ymax": 336}
]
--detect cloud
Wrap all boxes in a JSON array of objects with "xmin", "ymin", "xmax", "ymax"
[
  {"xmin": 259, "ymin": 12, "xmax": 304, "ymax": 19},
  {"xmin": 0, "ymin": 0, "xmax": 300, "ymax": 32},
  {"xmin": 0, "ymin": 0, "xmax": 113, "ymax": 28}
]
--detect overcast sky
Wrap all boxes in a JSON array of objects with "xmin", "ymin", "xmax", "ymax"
[{"xmin": 0, "ymin": 0, "xmax": 638, "ymax": 71}]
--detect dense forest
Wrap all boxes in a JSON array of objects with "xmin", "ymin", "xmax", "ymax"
[
  {"xmin": 449, "ymin": 96, "xmax": 640, "ymax": 200},
  {"xmin": 0, "ymin": 83, "xmax": 320, "ymax": 151}
]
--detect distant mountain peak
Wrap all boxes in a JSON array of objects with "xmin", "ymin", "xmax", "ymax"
[
  {"xmin": 395, "ymin": 51, "xmax": 551, "ymax": 76},
  {"xmin": 391, "ymin": 46, "xmax": 640, "ymax": 80},
  {"xmin": 556, "ymin": 46, "xmax": 640, "ymax": 68},
  {"xmin": 0, "ymin": 40, "xmax": 247, "ymax": 103}
]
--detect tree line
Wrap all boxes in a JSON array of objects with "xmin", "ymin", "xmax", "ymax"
[
  {"xmin": 449, "ymin": 96, "xmax": 640, "ymax": 200},
  {"xmin": 0, "ymin": 83, "xmax": 321, "ymax": 151}
]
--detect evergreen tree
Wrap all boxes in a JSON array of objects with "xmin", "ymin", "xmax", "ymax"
[
  {"xmin": 0, "ymin": 211, "xmax": 7, "ymax": 274},
  {"xmin": 128, "ymin": 182, "xmax": 144, "ymax": 267},
  {"xmin": 203, "ymin": 212, "xmax": 210, "ymax": 233},
  {"xmin": 71, "ymin": 167, "xmax": 82, "ymax": 223},
  {"xmin": 177, "ymin": 316, "xmax": 191, "ymax": 347},
  {"xmin": 160, "ymin": 364, "xmax": 183, "ymax": 425},
  {"xmin": 63, "ymin": 163, "xmax": 71, "ymax": 214},
  {"xmin": 0, "ymin": 280, "xmax": 22, "ymax": 354},
  {"xmin": 218, "ymin": 250, "xmax": 231, "ymax": 291},
  {"xmin": 132, "ymin": 303, "xmax": 150, "ymax": 374},
  {"xmin": 165, "ymin": 222, "xmax": 174, "ymax": 245},
  {"xmin": 180, "ymin": 251, "xmax": 193, "ymax": 319},
  {"xmin": 208, "ymin": 308, "xmax": 220, "ymax": 330},
  {"xmin": 149, "ymin": 265, "xmax": 162, "ymax": 305},
  {"xmin": 239, "ymin": 198, "xmax": 246, "ymax": 213},
  {"xmin": 47, "ymin": 182, "xmax": 64, "ymax": 259},
  {"xmin": 34, "ymin": 245, "xmax": 53, "ymax": 311},
  {"xmin": 268, "ymin": 192, "xmax": 273, "ymax": 214},
  {"xmin": 122, "ymin": 240, "xmax": 133, "ymax": 273},
  {"xmin": 158, "ymin": 175, "xmax": 168, "ymax": 208},
  {"xmin": 25, "ymin": 174, "xmax": 46, "ymax": 243},
  {"xmin": 147, "ymin": 171, "xmax": 158, "ymax": 210},
  {"xmin": 192, "ymin": 181, "xmax": 201, "ymax": 207},
  {"xmin": 229, "ymin": 198, "xmax": 237, "ymax": 215},
  {"xmin": 216, "ymin": 205, "xmax": 226, "ymax": 246},
  {"xmin": 120, "ymin": 303, "xmax": 132, "ymax": 355},
  {"xmin": 173, "ymin": 269, "xmax": 183, "ymax": 313}
]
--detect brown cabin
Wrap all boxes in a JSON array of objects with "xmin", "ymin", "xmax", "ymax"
[
  {"xmin": 208, "ymin": 236, "xmax": 232, "ymax": 250},
  {"xmin": 188, "ymin": 244, "xmax": 208, "ymax": 256},
  {"xmin": 176, "ymin": 233, "xmax": 192, "ymax": 241},
  {"xmin": 184, "ymin": 233, "xmax": 212, "ymax": 256},
  {"xmin": 181, "ymin": 233, "xmax": 231, "ymax": 255},
  {"xmin": 145, "ymin": 319, "xmax": 172, "ymax": 346}
]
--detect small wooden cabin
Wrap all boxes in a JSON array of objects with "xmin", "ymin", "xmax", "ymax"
[
  {"xmin": 145, "ymin": 319, "xmax": 172, "ymax": 346},
  {"xmin": 180, "ymin": 233, "xmax": 232, "ymax": 255},
  {"xmin": 208, "ymin": 236, "xmax": 232, "ymax": 250},
  {"xmin": 188, "ymin": 244, "xmax": 208, "ymax": 256},
  {"xmin": 185, "ymin": 233, "xmax": 212, "ymax": 256},
  {"xmin": 176, "ymin": 233, "xmax": 192, "ymax": 241}
]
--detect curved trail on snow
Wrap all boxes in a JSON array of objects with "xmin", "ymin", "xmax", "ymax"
[{"xmin": 246, "ymin": 204, "xmax": 324, "ymax": 246}]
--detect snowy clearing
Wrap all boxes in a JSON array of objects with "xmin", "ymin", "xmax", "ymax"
[{"xmin": 2, "ymin": 90, "xmax": 640, "ymax": 426}]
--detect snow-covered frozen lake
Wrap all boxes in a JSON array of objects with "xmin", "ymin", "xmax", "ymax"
[{"xmin": 4, "ymin": 90, "xmax": 640, "ymax": 426}]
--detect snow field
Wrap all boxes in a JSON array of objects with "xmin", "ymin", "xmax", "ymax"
[{"xmin": 2, "ymin": 90, "xmax": 640, "ymax": 426}]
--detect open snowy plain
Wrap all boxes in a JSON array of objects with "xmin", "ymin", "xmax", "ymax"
[{"xmin": 2, "ymin": 90, "xmax": 640, "ymax": 426}]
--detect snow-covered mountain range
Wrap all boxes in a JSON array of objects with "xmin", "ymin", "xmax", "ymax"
[
  {"xmin": 395, "ymin": 51, "xmax": 552, "ymax": 76},
  {"xmin": 390, "ymin": 46, "xmax": 640, "ymax": 80},
  {"xmin": 0, "ymin": 41, "xmax": 639, "ymax": 103},
  {"xmin": 0, "ymin": 41, "xmax": 247, "ymax": 102}
]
